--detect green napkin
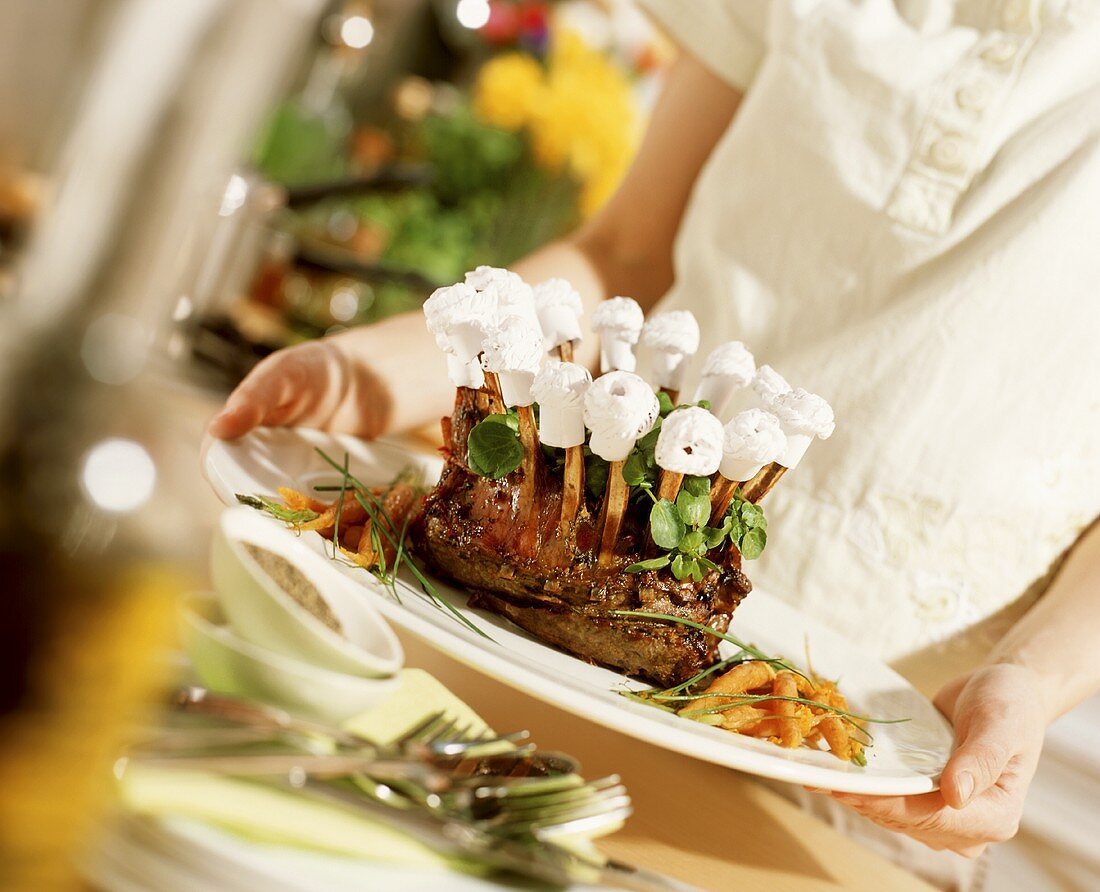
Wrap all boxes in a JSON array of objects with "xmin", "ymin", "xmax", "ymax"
[
  {"xmin": 119, "ymin": 669, "xmax": 494, "ymax": 871},
  {"xmin": 117, "ymin": 766, "xmax": 472, "ymax": 871},
  {"xmin": 342, "ymin": 668, "xmax": 493, "ymax": 745}
]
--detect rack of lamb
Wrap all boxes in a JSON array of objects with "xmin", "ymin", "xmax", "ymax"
[{"xmin": 411, "ymin": 268, "xmax": 833, "ymax": 687}]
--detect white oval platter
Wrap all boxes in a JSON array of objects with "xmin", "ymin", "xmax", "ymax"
[{"xmin": 203, "ymin": 427, "xmax": 953, "ymax": 795}]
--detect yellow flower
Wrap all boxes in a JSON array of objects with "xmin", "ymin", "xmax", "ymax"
[
  {"xmin": 472, "ymin": 53, "xmax": 545, "ymax": 132},
  {"xmin": 530, "ymin": 31, "xmax": 638, "ymax": 215},
  {"xmin": 472, "ymin": 32, "xmax": 639, "ymax": 217}
]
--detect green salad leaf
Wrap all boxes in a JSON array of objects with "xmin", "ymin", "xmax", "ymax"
[
  {"xmin": 739, "ymin": 527, "xmax": 767, "ymax": 560},
  {"xmin": 724, "ymin": 492, "xmax": 769, "ymax": 560},
  {"xmin": 625, "ymin": 555, "xmax": 671, "ymax": 572},
  {"xmin": 649, "ymin": 498, "xmax": 686, "ymax": 550},
  {"xmin": 467, "ymin": 416, "xmax": 524, "ymax": 479},
  {"xmin": 675, "ymin": 489, "xmax": 711, "ymax": 528},
  {"xmin": 681, "ymin": 475, "xmax": 712, "ymax": 497}
]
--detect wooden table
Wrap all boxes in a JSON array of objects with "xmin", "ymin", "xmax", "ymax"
[{"xmin": 398, "ymin": 632, "xmax": 931, "ymax": 892}]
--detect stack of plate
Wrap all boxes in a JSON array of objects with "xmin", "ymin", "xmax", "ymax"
[
  {"xmin": 83, "ymin": 816, "xmax": 519, "ymax": 892},
  {"xmin": 184, "ymin": 507, "xmax": 405, "ymax": 723}
]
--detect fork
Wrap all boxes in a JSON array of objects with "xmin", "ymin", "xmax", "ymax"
[
  {"xmin": 172, "ymin": 687, "xmax": 531, "ymax": 758},
  {"xmin": 129, "ymin": 690, "xmax": 695, "ymax": 890},
  {"xmin": 137, "ymin": 689, "xmax": 584, "ymax": 810},
  {"xmin": 296, "ymin": 778, "xmax": 694, "ymax": 892}
]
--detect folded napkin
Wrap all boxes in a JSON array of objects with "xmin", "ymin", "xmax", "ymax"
[
  {"xmin": 117, "ymin": 767, "xmax": 473, "ymax": 872},
  {"xmin": 342, "ymin": 668, "xmax": 493, "ymax": 746}
]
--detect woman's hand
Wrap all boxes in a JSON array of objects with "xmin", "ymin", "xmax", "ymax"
[
  {"xmin": 827, "ymin": 663, "xmax": 1047, "ymax": 857},
  {"xmin": 207, "ymin": 313, "xmax": 452, "ymax": 441}
]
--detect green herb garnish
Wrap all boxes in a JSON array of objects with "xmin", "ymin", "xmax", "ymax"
[
  {"xmin": 648, "ymin": 499, "xmax": 685, "ymax": 550},
  {"xmin": 613, "ymin": 610, "xmax": 905, "ymax": 766},
  {"xmin": 725, "ymin": 492, "xmax": 768, "ymax": 560},
  {"xmin": 313, "ymin": 449, "xmax": 494, "ymax": 641},
  {"xmin": 235, "ymin": 494, "xmax": 319, "ymax": 525},
  {"xmin": 612, "ymin": 609, "xmax": 807, "ymax": 679},
  {"xmin": 625, "ymin": 473, "xmax": 751, "ymax": 581},
  {"xmin": 243, "ymin": 449, "xmax": 493, "ymax": 641},
  {"xmin": 467, "ymin": 414, "xmax": 524, "ymax": 479},
  {"xmin": 584, "ymin": 446, "xmax": 609, "ymax": 499},
  {"xmin": 624, "ymin": 555, "xmax": 671, "ymax": 572}
]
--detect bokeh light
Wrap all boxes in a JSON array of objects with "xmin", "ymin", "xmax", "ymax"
[
  {"xmin": 340, "ymin": 15, "xmax": 374, "ymax": 48},
  {"xmin": 456, "ymin": 0, "xmax": 491, "ymax": 30},
  {"xmin": 81, "ymin": 313, "xmax": 150, "ymax": 385},
  {"xmin": 218, "ymin": 174, "xmax": 248, "ymax": 217},
  {"xmin": 80, "ymin": 439, "xmax": 157, "ymax": 513},
  {"xmin": 329, "ymin": 285, "xmax": 360, "ymax": 322}
]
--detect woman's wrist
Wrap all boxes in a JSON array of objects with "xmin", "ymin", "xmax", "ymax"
[
  {"xmin": 981, "ymin": 656, "xmax": 1056, "ymax": 723},
  {"xmin": 332, "ymin": 312, "xmax": 452, "ymax": 436}
]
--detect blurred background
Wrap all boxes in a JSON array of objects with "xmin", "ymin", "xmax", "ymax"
[{"xmin": 0, "ymin": 1, "xmax": 664, "ymax": 886}]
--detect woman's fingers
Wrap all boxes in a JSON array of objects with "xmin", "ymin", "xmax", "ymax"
[
  {"xmin": 824, "ymin": 665, "xmax": 1046, "ymax": 855},
  {"xmin": 830, "ymin": 787, "xmax": 1020, "ymax": 856},
  {"xmin": 940, "ymin": 701, "xmax": 1015, "ymax": 809},
  {"xmin": 938, "ymin": 664, "xmax": 1044, "ymax": 810},
  {"xmin": 207, "ymin": 350, "xmax": 316, "ymax": 439},
  {"xmin": 207, "ymin": 398, "xmax": 264, "ymax": 440},
  {"xmin": 836, "ymin": 791, "xmax": 984, "ymax": 853}
]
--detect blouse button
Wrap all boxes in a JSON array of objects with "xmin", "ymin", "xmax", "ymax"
[
  {"xmin": 956, "ymin": 82, "xmax": 992, "ymax": 112},
  {"xmin": 982, "ymin": 36, "xmax": 1021, "ymax": 64},
  {"xmin": 928, "ymin": 134, "xmax": 969, "ymax": 173}
]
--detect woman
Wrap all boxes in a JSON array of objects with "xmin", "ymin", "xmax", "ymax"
[{"xmin": 210, "ymin": 2, "xmax": 1100, "ymax": 887}]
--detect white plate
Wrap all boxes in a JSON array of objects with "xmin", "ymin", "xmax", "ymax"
[
  {"xmin": 84, "ymin": 815, "xmax": 558, "ymax": 892},
  {"xmin": 203, "ymin": 428, "xmax": 954, "ymax": 795}
]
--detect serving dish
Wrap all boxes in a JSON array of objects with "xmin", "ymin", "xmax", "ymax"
[
  {"xmin": 212, "ymin": 507, "xmax": 403, "ymax": 678},
  {"xmin": 204, "ymin": 427, "xmax": 954, "ymax": 795},
  {"xmin": 181, "ymin": 593, "xmax": 400, "ymax": 722}
]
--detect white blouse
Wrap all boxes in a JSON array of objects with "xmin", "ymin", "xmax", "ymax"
[{"xmin": 636, "ymin": 0, "xmax": 1100, "ymax": 683}]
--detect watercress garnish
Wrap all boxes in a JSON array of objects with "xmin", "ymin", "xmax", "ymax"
[
  {"xmin": 584, "ymin": 446, "xmax": 609, "ymax": 499},
  {"xmin": 649, "ymin": 498, "xmax": 686, "ymax": 549},
  {"xmin": 627, "ymin": 472, "xmax": 743, "ymax": 581},
  {"xmin": 725, "ymin": 492, "xmax": 768, "ymax": 560},
  {"xmin": 624, "ymin": 554, "xmax": 671, "ymax": 572},
  {"xmin": 467, "ymin": 413, "xmax": 524, "ymax": 479}
]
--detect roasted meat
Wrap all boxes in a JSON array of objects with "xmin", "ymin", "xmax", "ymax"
[{"xmin": 410, "ymin": 388, "xmax": 752, "ymax": 687}]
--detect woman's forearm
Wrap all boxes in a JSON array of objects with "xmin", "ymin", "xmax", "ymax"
[
  {"xmin": 326, "ymin": 311, "xmax": 452, "ymax": 434},
  {"xmin": 989, "ymin": 517, "xmax": 1100, "ymax": 721},
  {"xmin": 511, "ymin": 56, "xmax": 744, "ymax": 372},
  {"xmin": 512, "ymin": 239, "xmax": 606, "ymax": 370}
]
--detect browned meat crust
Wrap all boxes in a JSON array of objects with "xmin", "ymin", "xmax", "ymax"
[{"xmin": 410, "ymin": 388, "xmax": 752, "ymax": 687}]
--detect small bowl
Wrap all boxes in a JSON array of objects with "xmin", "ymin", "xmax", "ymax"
[
  {"xmin": 211, "ymin": 507, "xmax": 403, "ymax": 678},
  {"xmin": 181, "ymin": 594, "xmax": 400, "ymax": 723}
]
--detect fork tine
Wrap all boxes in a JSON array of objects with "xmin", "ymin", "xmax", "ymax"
[
  {"xmin": 421, "ymin": 715, "xmax": 461, "ymax": 745},
  {"xmin": 394, "ymin": 711, "xmax": 448, "ymax": 746},
  {"xmin": 443, "ymin": 721, "xmax": 473, "ymax": 744},
  {"xmin": 504, "ymin": 786, "xmax": 630, "ymax": 819},
  {"xmin": 495, "ymin": 777, "xmax": 625, "ymax": 811},
  {"xmin": 487, "ymin": 799, "xmax": 633, "ymax": 838},
  {"xmin": 532, "ymin": 804, "xmax": 634, "ymax": 841},
  {"xmin": 524, "ymin": 796, "xmax": 632, "ymax": 830},
  {"xmin": 492, "ymin": 729, "xmax": 530, "ymax": 745},
  {"xmin": 445, "ymin": 742, "xmax": 542, "ymax": 774},
  {"xmin": 482, "ymin": 787, "xmax": 631, "ymax": 830},
  {"xmin": 433, "ymin": 735, "xmax": 536, "ymax": 763}
]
